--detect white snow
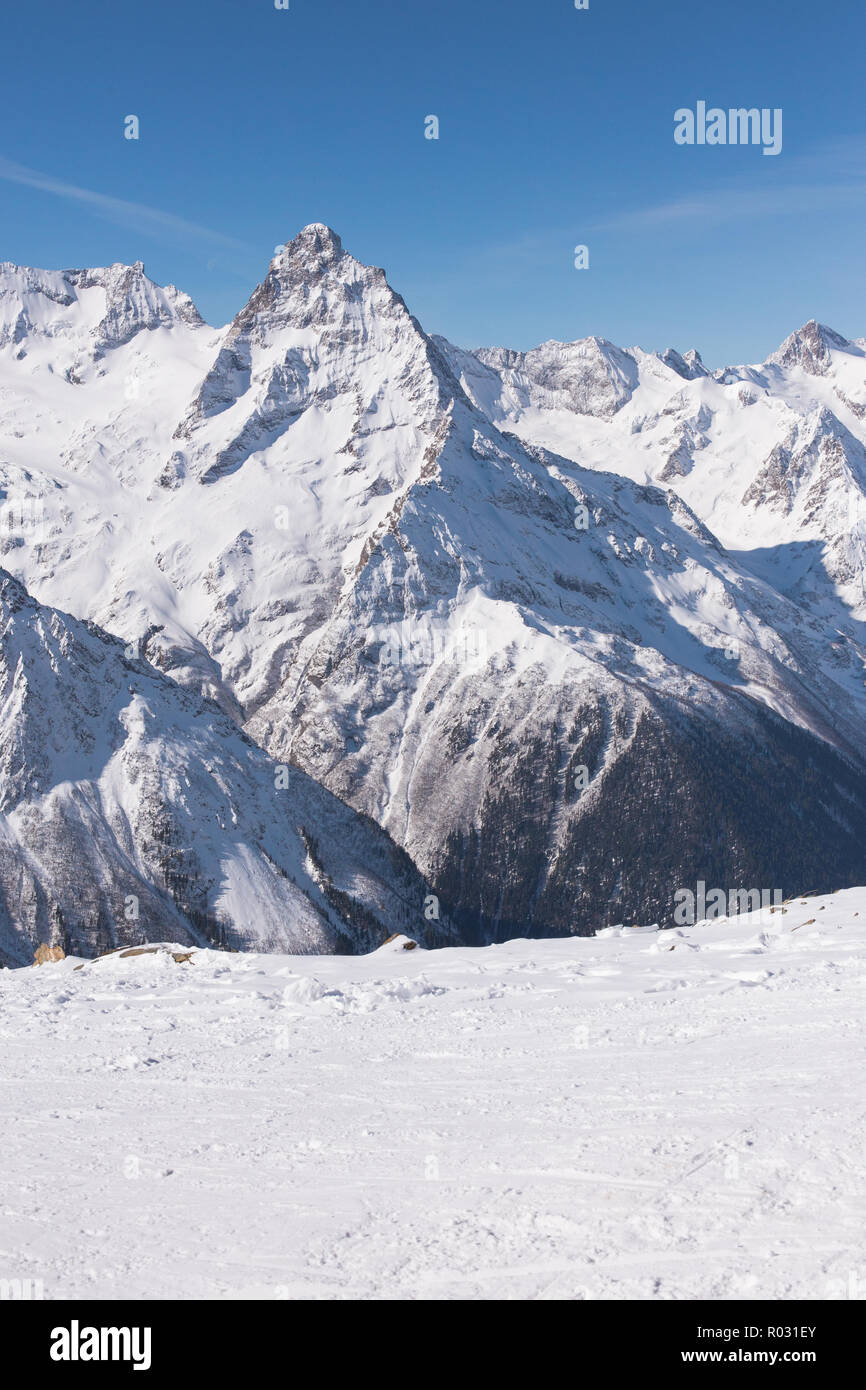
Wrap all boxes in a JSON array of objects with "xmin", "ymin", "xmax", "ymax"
[{"xmin": 2, "ymin": 888, "xmax": 864, "ymax": 1300}]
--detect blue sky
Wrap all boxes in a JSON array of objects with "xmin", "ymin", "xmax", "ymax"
[{"xmin": 2, "ymin": 0, "xmax": 863, "ymax": 364}]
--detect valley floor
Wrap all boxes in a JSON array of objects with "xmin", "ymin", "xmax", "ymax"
[{"xmin": 1, "ymin": 891, "xmax": 865, "ymax": 1301}]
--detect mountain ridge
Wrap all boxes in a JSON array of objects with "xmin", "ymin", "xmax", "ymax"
[{"xmin": 2, "ymin": 226, "xmax": 865, "ymax": 945}]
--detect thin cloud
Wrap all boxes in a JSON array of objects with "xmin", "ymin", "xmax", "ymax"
[
  {"xmin": 598, "ymin": 181, "xmax": 866, "ymax": 232},
  {"xmin": 0, "ymin": 156, "xmax": 250, "ymax": 251},
  {"xmin": 596, "ymin": 135, "xmax": 866, "ymax": 232}
]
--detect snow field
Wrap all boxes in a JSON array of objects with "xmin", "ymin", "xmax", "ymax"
[{"xmin": 1, "ymin": 889, "xmax": 864, "ymax": 1300}]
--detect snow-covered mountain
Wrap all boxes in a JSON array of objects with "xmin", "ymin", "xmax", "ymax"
[
  {"xmin": 2, "ymin": 231, "xmax": 866, "ymax": 945},
  {"xmin": 437, "ymin": 319, "xmax": 866, "ymax": 623},
  {"xmin": 0, "ymin": 570, "xmax": 450, "ymax": 967},
  {"xmin": 0, "ymin": 260, "xmax": 204, "ymax": 354}
]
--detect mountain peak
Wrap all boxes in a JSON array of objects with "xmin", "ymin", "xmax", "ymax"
[
  {"xmin": 300, "ymin": 221, "xmax": 342, "ymax": 245},
  {"xmin": 272, "ymin": 223, "xmax": 344, "ymax": 271},
  {"xmin": 658, "ymin": 346, "xmax": 708, "ymax": 380},
  {"xmin": 174, "ymin": 222, "xmax": 454, "ymax": 483},
  {"xmin": 767, "ymin": 320, "xmax": 857, "ymax": 374}
]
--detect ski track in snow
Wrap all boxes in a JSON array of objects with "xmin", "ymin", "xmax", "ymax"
[{"xmin": 2, "ymin": 889, "xmax": 864, "ymax": 1301}]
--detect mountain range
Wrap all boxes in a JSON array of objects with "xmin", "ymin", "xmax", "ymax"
[{"xmin": 1, "ymin": 224, "xmax": 865, "ymax": 962}]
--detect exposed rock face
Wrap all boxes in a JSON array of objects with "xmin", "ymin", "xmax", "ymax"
[
  {"xmin": 658, "ymin": 347, "xmax": 709, "ymax": 380},
  {"xmin": 657, "ymin": 404, "xmax": 713, "ymax": 481},
  {"xmin": 767, "ymin": 320, "xmax": 860, "ymax": 376},
  {"xmin": 742, "ymin": 408, "xmax": 864, "ymax": 517}
]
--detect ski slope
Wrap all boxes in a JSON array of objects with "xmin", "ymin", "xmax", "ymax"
[{"xmin": 1, "ymin": 888, "xmax": 864, "ymax": 1300}]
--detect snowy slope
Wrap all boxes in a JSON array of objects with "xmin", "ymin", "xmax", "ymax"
[
  {"xmin": 2, "ymin": 886, "xmax": 864, "ymax": 1299},
  {"xmin": 0, "ymin": 570, "xmax": 452, "ymax": 966}
]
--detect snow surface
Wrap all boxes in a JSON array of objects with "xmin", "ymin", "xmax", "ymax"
[{"xmin": 2, "ymin": 888, "xmax": 864, "ymax": 1300}]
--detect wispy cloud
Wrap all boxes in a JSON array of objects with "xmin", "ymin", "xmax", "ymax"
[
  {"xmin": 0, "ymin": 156, "xmax": 250, "ymax": 251},
  {"xmin": 595, "ymin": 136, "xmax": 866, "ymax": 233},
  {"xmin": 597, "ymin": 182, "xmax": 866, "ymax": 232}
]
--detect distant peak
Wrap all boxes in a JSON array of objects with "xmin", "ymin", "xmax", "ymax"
[
  {"xmin": 796, "ymin": 319, "xmax": 849, "ymax": 349},
  {"xmin": 0, "ymin": 260, "xmax": 204, "ymax": 351},
  {"xmin": 659, "ymin": 346, "xmax": 708, "ymax": 380},
  {"xmin": 768, "ymin": 319, "xmax": 858, "ymax": 373}
]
